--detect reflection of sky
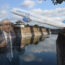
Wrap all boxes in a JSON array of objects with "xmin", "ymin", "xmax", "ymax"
[
  {"xmin": 25, "ymin": 35, "xmax": 58, "ymax": 53},
  {"xmin": 19, "ymin": 35, "xmax": 57, "ymax": 65}
]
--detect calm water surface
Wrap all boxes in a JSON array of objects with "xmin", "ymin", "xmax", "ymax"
[
  {"xmin": 19, "ymin": 35, "xmax": 57, "ymax": 65},
  {"xmin": 0, "ymin": 35, "xmax": 58, "ymax": 65}
]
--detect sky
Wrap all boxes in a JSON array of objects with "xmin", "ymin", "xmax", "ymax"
[{"xmin": 0, "ymin": 0, "xmax": 65, "ymax": 28}]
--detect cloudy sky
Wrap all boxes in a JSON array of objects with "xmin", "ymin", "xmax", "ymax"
[{"xmin": 0, "ymin": 0, "xmax": 65, "ymax": 28}]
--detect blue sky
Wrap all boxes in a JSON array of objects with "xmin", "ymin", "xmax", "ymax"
[
  {"xmin": 0, "ymin": 0, "xmax": 65, "ymax": 10},
  {"xmin": 0, "ymin": 0, "xmax": 65, "ymax": 28}
]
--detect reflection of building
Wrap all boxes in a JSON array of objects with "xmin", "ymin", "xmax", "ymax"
[
  {"xmin": 21, "ymin": 37, "xmax": 32, "ymax": 45},
  {"xmin": 21, "ymin": 35, "xmax": 44, "ymax": 46},
  {"xmin": 32, "ymin": 36, "xmax": 40, "ymax": 44}
]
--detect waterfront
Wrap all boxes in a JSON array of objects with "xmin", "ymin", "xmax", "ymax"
[
  {"xmin": 19, "ymin": 34, "xmax": 57, "ymax": 65},
  {"xmin": 0, "ymin": 0, "xmax": 65, "ymax": 65},
  {"xmin": 0, "ymin": 34, "xmax": 57, "ymax": 65}
]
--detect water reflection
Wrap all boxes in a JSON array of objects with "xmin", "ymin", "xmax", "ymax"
[
  {"xmin": 0, "ymin": 49, "xmax": 20, "ymax": 65},
  {"xmin": 0, "ymin": 35, "xmax": 57, "ymax": 65},
  {"xmin": 20, "ymin": 35, "xmax": 45, "ymax": 48},
  {"xmin": 19, "ymin": 35, "xmax": 57, "ymax": 65}
]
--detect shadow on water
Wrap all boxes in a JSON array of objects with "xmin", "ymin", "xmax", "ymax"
[{"xmin": 0, "ymin": 34, "xmax": 58, "ymax": 65}]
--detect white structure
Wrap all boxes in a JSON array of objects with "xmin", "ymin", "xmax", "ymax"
[{"xmin": 15, "ymin": 21, "xmax": 25, "ymax": 28}]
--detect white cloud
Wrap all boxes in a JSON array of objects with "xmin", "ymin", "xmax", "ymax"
[
  {"xmin": 21, "ymin": 0, "xmax": 35, "ymax": 8},
  {"xmin": 0, "ymin": 5, "xmax": 10, "ymax": 20},
  {"xmin": 30, "ymin": 8, "xmax": 65, "ymax": 27},
  {"xmin": 20, "ymin": 53, "xmax": 43, "ymax": 62},
  {"xmin": 11, "ymin": 7, "xmax": 65, "ymax": 27},
  {"xmin": 10, "ymin": 14, "xmax": 23, "ymax": 21},
  {"xmin": 0, "ymin": 10, "xmax": 7, "ymax": 18},
  {"xmin": 20, "ymin": 53, "xmax": 35, "ymax": 62},
  {"xmin": 31, "ymin": 8, "xmax": 65, "ymax": 19}
]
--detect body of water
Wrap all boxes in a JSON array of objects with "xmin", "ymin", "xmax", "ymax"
[
  {"xmin": 0, "ymin": 35, "xmax": 58, "ymax": 65},
  {"xmin": 19, "ymin": 35, "xmax": 58, "ymax": 65}
]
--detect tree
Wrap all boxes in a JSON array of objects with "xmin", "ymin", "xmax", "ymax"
[
  {"xmin": 43, "ymin": 0, "xmax": 65, "ymax": 4},
  {"xmin": 51, "ymin": 0, "xmax": 64, "ymax": 4},
  {"xmin": 34, "ymin": 24, "xmax": 39, "ymax": 27}
]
